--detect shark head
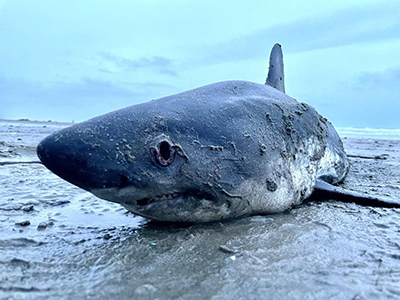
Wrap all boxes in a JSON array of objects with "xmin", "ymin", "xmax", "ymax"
[
  {"xmin": 37, "ymin": 81, "xmax": 274, "ymax": 222},
  {"xmin": 37, "ymin": 44, "xmax": 309, "ymax": 222}
]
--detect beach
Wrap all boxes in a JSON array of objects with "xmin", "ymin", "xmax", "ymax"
[{"xmin": 1, "ymin": 119, "xmax": 399, "ymax": 300}]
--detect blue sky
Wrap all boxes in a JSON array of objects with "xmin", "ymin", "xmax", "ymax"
[{"xmin": 1, "ymin": 0, "xmax": 400, "ymax": 128}]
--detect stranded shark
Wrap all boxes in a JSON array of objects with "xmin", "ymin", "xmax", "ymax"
[{"xmin": 37, "ymin": 44, "xmax": 400, "ymax": 222}]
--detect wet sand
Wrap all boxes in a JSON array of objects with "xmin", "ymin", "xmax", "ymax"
[{"xmin": 1, "ymin": 120, "xmax": 400, "ymax": 300}]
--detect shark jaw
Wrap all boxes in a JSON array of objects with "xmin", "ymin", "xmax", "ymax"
[{"xmin": 91, "ymin": 186, "xmax": 236, "ymax": 223}]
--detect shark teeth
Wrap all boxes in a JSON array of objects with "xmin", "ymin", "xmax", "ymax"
[
  {"xmin": 136, "ymin": 193, "xmax": 180, "ymax": 206},
  {"xmin": 134, "ymin": 191, "xmax": 217, "ymax": 208}
]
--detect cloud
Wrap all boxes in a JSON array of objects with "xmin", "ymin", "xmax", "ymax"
[
  {"xmin": 354, "ymin": 68, "xmax": 400, "ymax": 88},
  {"xmin": 307, "ymin": 67, "xmax": 400, "ymax": 128},
  {"xmin": 194, "ymin": 2, "xmax": 400, "ymax": 65},
  {"xmin": 1, "ymin": 0, "xmax": 399, "ymax": 128},
  {"xmin": 0, "ymin": 76, "xmax": 176, "ymax": 122},
  {"xmin": 0, "ymin": 76, "xmax": 174, "ymax": 99},
  {"xmin": 96, "ymin": 53, "xmax": 178, "ymax": 76}
]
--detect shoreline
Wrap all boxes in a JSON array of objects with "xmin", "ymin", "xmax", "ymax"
[
  {"xmin": 0, "ymin": 118, "xmax": 74, "ymax": 127},
  {"xmin": 3, "ymin": 118, "xmax": 400, "ymax": 140}
]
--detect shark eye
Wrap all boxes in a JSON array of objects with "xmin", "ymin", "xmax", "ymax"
[
  {"xmin": 151, "ymin": 140, "xmax": 175, "ymax": 167},
  {"xmin": 159, "ymin": 141, "xmax": 171, "ymax": 161}
]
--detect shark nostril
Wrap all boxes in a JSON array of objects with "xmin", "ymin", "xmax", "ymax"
[{"xmin": 119, "ymin": 174, "xmax": 129, "ymax": 187}]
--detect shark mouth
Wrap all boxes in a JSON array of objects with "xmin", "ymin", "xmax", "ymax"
[
  {"xmin": 134, "ymin": 191, "xmax": 216, "ymax": 207},
  {"xmin": 136, "ymin": 193, "xmax": 180, "ymax": 206}
]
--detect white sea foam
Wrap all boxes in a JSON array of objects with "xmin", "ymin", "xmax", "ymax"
[
  {"xmin": 0, "ymin": 119, "xmax": 72, "ymax": 129},
  {"xmin": 337, "ymin": 127, "xmax": 400, "ymax": 141}
]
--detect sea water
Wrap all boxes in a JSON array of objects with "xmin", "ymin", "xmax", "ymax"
[{"xmin": 338, "ymin": 127, "xmax": 400, "ymax": 141}]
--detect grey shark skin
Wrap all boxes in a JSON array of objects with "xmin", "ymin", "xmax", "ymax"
[{"xmin": 37, "ymin": 44, "xmax": 365, "ymax": 222}]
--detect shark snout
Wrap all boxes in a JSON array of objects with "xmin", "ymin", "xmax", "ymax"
[
  {"xmin": 37, "ymin": 130, "xmax": 125, "ymax": 191},
  {"xmin": 37, "ymin": 133, "xmax": 92, "ymax": 190}
]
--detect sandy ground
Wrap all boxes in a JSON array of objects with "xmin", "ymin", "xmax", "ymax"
[{"xmin": 0, "ymin": 120, "xmax": 400, "ymax": 300}]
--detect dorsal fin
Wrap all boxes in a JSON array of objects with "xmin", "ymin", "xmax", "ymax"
[{"xmin": 265, "ymin": 43, "xmax": 285, "ymax": 93}]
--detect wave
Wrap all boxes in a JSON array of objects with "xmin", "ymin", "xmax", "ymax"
[{"xmin": 337, "ymin": 127, "xmax": 400, "ymax": 140}]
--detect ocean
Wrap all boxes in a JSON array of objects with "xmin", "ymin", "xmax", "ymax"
[
  {"xmin": 1, "ymin": 120, "xmax": 400, "ymax": 142},
  {"xmin": 337, "ymin": 127, "xmax": 400, "ymax": 140}
]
